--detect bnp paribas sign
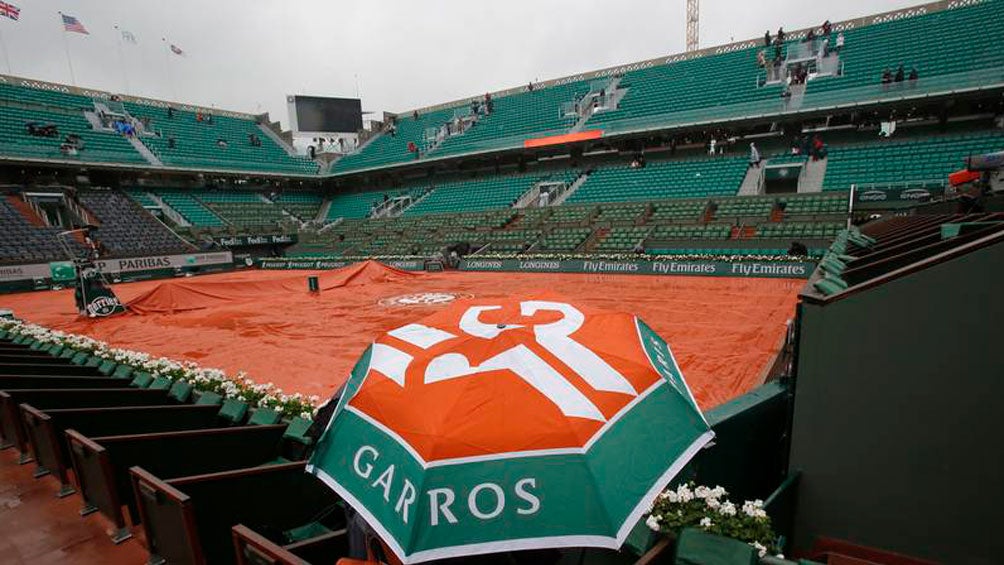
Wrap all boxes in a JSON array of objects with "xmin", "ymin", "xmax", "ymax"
[{"xmin": 460, "ymin": 259, "xmax": 814, "ymax": 279}]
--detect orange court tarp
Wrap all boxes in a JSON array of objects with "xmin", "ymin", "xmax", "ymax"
[
  {"xmin": 523, "ymin": 129, "xmax": 603, "ymax": 148},
  {"xmin": 1, "ymin": 261, "xmax": 803, "ymax": 410}
]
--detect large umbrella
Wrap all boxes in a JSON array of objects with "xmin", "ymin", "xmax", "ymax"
[{"xmin": 307, "ymin": 294, "xmax": 713, "ymax": 563}]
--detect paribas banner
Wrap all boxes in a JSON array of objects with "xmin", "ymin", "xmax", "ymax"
[
  {"xmin": 0, "ymin": 252, "xmax": 233, "ymax": 282},
  {"xmin": 459, "ymin": 258, "xmax": 815, "ymax": 278}
]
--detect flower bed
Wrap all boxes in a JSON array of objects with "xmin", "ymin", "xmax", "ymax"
[
  {"xmin": 0, "ymin": 317, "xmax": 318, "ymax": 420},
  {"xmin": 646, "ymin": 482, "xmax": 781, "ymax": 558}
]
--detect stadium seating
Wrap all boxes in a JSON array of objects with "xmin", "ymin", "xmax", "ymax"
[
  {"xmin": 152, "ymin": 189, "xmax": 226, "ymax": 227},
  {"xmin": 78, "ymin": 191, "xmax": 193, "ymax": 256},
  {"xmin": 594, "ymin": 226, "xmax": 652, "ymax": 253},
  {"xmin": 122, "ymin": 102, "xmax": 318, "ymax": 174},
  {"xmin": 0, "ymin": 104, "xmax": 147, "ymax": 165},
  {"xmin": 404, "ymin": 172, "xmax": 572, "ymax": 217},
  {"xmin": 0, "ymin": 195, "xmax": 85, "ymax": 264},
  {"xmin": 273, "ymin": 192, "xmax": 323, "ymax": 222},
  {"xmin": 822, "ymin": 132, "xmax": 1004, "ymax": 190},
  {"xmin": 537, "ymin": 227, "xmax": 593, "ymax": 252},
  {"xmin": 568, "ymin": 157, "xmax": 748, "ymax": 204}
]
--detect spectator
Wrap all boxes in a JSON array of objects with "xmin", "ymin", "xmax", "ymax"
[
  {"xmin": 908, "ymin": 67, "xmax": 918, "ymax": 81},
  {"xmin": 167, "ymin": 136, "xmax": 176, "ymax": 149},
  {"xmin": 412, "ymin": 110, "xmax": 419, "ymax": 120},
  {"xmin": 196, "ymin": 112, "xmax": 203, "ymax": 122},
  {"xmin": 812, "ymin": 134, "xmax": 825, "ymax": 161},
  {"xmin": 777, "ymin": 27, "xmax": 785, "ymax": 43},
  {"xmin": 708, "ymin": 138, "xmax": 717, "ymax": 155},
  {"xmin": 774, "ymin": 43, "xmax": 783, "ymax": 63},
  {"xmin": 764, "ymin": 30, "xmax": 771, "ymax": 46},
  {"xmin": 527, "ymin": 81, "xmax": 534, "ymax": 92},
  {"xmin": 206, "ymin": 113, "xmax": 214, "ymax": 124},
  {"xmin": 894, "ymin": 65, "xmax": 904, "ymax": 82},
  {"xmin": 835, "ymin": 32, "xmax": 845, "ymax": 52},
  {"xmin": 749, "ymin": 142, "xmax": 762, "ymax": 168},
  {"xmin": 821, "ymin": 37, "xmax": 830, "ymax": 57},
  {"xmin": 822, "ymin": 20, "xmax": 832, "ymax": 36},
  {"xmin": 881, "ymin": 68, "xmax": 893, "ymax": 84},
  {"xmin": 217, "ymin": 138, "xmax": 228, "ymax": 148},
  {"xmin": 756, "ymin": 50, "xmax": 766, "ymax": 68},
  {"xmin": 167, "ymin": 106, "xmax": 174, "ymax": 119},
  {"xmin": 388, "ymin": 123, "xmax": 397, "ymax": 137},
  {"xmin": 805, "ymin": 28, "xmax": 816, "ymax": 43}
]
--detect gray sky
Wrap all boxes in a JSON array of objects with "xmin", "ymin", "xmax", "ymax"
[{"xmin": 1, "ymin": 0, "xmax": 921, "ymax": 128}]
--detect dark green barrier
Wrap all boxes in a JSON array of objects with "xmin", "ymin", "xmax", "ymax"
[
  {"xmin": 458, "ymin": 258, "xmax": 815, "ymax": 279},
  {"xmin": 258, "ymin": 258, "xmax": 427, "ymax": 271}
]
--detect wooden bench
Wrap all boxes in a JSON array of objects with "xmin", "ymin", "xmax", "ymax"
[
  {"xmin": 68, "ymin": 423, "xmax": 296, "ymax": 542},
  {"xmin": 232, "ymin": 524, "xmax": 349, "ymax": 565},
  {"xmin": 0, "ymin": 354, "xmax": 73, "ymax": 365},
  {"xmin": 0, "ymin": 388, "xmax": 176, "ymax": 463},
  {"xmin": 0, "ymin": 362, "xmax": 102, "ymax": 376},
  {"xmin": 23, "ymin": 402, "xmax": 224, "ymax": 499},
  {"xmin": 0, "ymin": 376, "xmax": 130, "ymax": 390},
  {"xmin": 131, "ymin": 462, "xmax": 343, "ymax": 565}
]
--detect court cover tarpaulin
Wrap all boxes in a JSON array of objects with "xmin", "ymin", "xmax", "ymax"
[{"xmin": 1, "ymin": 262, "xmax": 803, "ymax": 409}]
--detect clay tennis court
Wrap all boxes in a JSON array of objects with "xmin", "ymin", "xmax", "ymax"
[{"xmin": 0, "ymin": 262, "xmax": 804, "ymax": 409}]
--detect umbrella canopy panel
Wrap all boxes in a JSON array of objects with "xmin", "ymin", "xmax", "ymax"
[{"xmin": 308, "ymin": 295, "xmax": 713, "ymax": 563}]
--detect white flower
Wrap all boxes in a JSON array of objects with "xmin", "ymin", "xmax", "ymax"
[
  {"xmin": 705, "ymin": 497, "xmax": 721, "ymax": 510},
  {"xmin": 645, "ymin": 515, "xmax": 660, "ymax": 532},
  {"xmin": 699, "ymin": 517, "xmax": 713, "ymax": 529},
  {"xmin": 718, "ymin": 502, "xmax": 736, "ymax": 516},
  {"xmin": 750, "ymin": 541, "xmax": 767, "ymax": 558}
]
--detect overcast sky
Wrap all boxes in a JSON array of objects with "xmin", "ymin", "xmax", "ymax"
[{"xmin": 1, "ymin": 0, "xmax": 921, "ymax": 128}]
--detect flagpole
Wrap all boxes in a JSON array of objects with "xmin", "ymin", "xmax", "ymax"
[
  {"xmin": 114, "ymin": 25, "xmax": 131, "ymax": 94},
  {"xmin": 0, "ymin": 25, "xmax": 12, "ymax": 75},
  {"xmin": 57, "ymin": 12, "xmax": 77, "ymax": 86}
]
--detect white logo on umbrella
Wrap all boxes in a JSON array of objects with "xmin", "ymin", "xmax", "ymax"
[{"xmin": 371, "ymin": 301, "xmax": 637, "ymax": 422}]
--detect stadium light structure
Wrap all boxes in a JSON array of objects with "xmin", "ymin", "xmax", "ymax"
[{"xmin": 686, "ymin": 0, "xmax": 699, "ymax": 52}]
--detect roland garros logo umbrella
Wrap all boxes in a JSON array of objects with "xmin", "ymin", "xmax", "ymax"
[{"xmin": 307, "ymin": 295, "xmax": 713, "ymax": 563}]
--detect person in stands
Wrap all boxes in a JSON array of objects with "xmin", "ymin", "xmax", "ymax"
[
  {"xmin": 908, "ymin": 67, "xmax": 918, "ymax": 81},
  {"xmin": 822, "ymin": 20, "xmax": 832, "ymax": 35},
  {"xmin": 196, "ymin": 112, "xmax": 203, "ymax": 122},
  {"xmin": 805, "ymin": 28, "xmax": 816, "ymax": 43},
  {"xmin": 881, "ymin": 68, "xmax": 893, "ymax": 84},
  {"xmin": 764, "ymin": 30, "xmax": 771, "ymax": 46},
  {"xmin": 835, "ymin": 32, "xmax": 845, "ymax": 52},
  {"xmin": 894, "ymin": 65, "xmax": 905, "ymax": 82},
  {"xmin": 812, "ymin": 134, "xmax": 825, "ymax": 161},
  {"xmin": 412, "ymin": 110, "xmax": 419, "ymax": 120},
  {"xmin": 749, "ymin": 142, "xmax": 761, "ymax": 168},
  {"xmin": 777, "ymin": 27, "xmax": 785, "ymax": 43},
  {"xmin": 167, "ymin": 106, "xmax": 174, "ymax": 119},
  {"xmin": 167, "ymin": 136, "xmax": 176, "ymax": 149}
]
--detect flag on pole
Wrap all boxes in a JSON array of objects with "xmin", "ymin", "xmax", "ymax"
[
  {"xmin": 120, "ymin": 29, "xmax": 137, "ymax": 44},
  {"xmin": 61, "ymin": 14, "xmax": 89, "ymax": 34},
  {"xmin": 169, "ymin": 43, "xmax": 184, "ymax": 56},
  {"xmin": 0, "ymin": 1, "xmax": 20, "ymax": 21}
]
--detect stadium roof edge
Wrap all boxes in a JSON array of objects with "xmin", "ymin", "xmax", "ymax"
[
  {"xmin": 399, "ymin": 0, "xmax": 971, "ymax": 117},
  {"xmin": 0, "ymin": 73, "xmax": 259, "ymax": 120},
  {"xmin": 0, "ymin": 155, "xmax": 322, "ymax": 181}
]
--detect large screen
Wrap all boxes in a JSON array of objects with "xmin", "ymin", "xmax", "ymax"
[{"xmin": 292, "ymin": 96, "xmax": 362, "ymax": 133}]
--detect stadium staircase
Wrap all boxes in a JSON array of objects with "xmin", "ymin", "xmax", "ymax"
[
  {"xmin": 126, "ymin": 135, "xmax": 163, "ymax": 166},
  {"xmin": 737, "ymin": 165, "xmax": 764, "ymax": 195},
  {"xmin": 550, "ymin": 172, "xmax": 590, "ymax": 206},
  {"xmin": 256, "ymin": 121, "xmax": 300, "ymax": 158},
  {"xmin": 797, "ymin": 157, "xmax": 827, "ymax": 193}
]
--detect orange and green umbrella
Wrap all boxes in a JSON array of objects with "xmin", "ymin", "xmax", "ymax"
[{"xmin": 308, "ymin": 294, "xmax": 713, "ymax": 563}]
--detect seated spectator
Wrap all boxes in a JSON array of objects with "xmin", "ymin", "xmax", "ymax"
[
  {"xmin": 206, "ymin": 113, "xmax": 214, "ymax": 124},
  {"xmin": 756, "ymin": 50, "xmax": 766, "ymax": 67},
  {"xmin": 822, "ymin": 20, "xmax": 832, "ymax": 36},
  {"xmin": 217, "ymin": 138, "xmax": 228, "ymax": 148},
  {"xmin": 881, "ymin": 68, "xmax": 893, "ymax": 84},
  {"xmin": 894, "ymin": 65, "xmax": 905, "ymax": 82},
  {"xmin": 196, "ymin": 112, "xmax": 203, "ymax": 122},
  {"xmin": 835, "ymin": 32, "xmax": 844, "ymax": 51},
  {"xmin": 167, "ymin": 136, "xmax": 176, "ymax": 149},
  {"xmin": 25, "ymin": 121, "xmax": 38, "ymax": 136},
  {"xmin": 908, "ymin": 67, "xmax": 918, "ymax": 81}
]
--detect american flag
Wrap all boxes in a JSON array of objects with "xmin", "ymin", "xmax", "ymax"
[
  {"xmin": 0, "ymin": 1, "xmax": 20, "ymax": 21},
  {"xmin": 61, "ymin": 14, "xmax": 89, "ymax": 34}
]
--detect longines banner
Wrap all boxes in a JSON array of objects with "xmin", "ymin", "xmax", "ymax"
[
  {"xmin": 0, "ymin": 252, "xmax": 234, "ymax": 283},
  {"xmin": 459, "ymin": 258, "xmax": 816, "ymax": 278},
  {"xmin": 258, "ymin": 258, "xmax": 426, "ymax": 271},
  {"xmin": 214, "ymin": 234, "xmax": 297, "ymax": 247}
]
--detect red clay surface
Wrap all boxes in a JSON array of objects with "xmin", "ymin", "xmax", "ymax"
[{"xmin": 0, "ymin": 263, "xmax": 804, "ymax": 410}]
